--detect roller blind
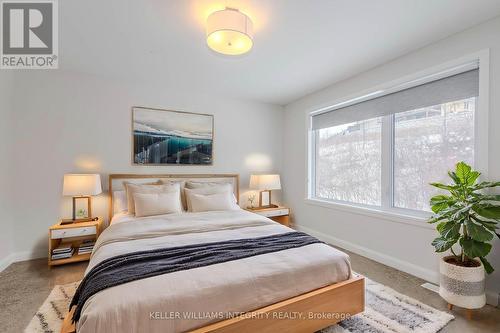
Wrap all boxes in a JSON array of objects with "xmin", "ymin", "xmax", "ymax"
[{"xmin": 312, "ymin": 68, "xmax": 479, "ymax": 130}]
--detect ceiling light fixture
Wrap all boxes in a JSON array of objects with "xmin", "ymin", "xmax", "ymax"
[{"xmin": 206, "ymin": 7, "xmax": 253, "ymax": 55}]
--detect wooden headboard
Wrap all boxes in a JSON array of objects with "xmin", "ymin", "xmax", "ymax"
[{"xmin": 108, "ymin": 174, "xmax": 240, "ymax": 221}]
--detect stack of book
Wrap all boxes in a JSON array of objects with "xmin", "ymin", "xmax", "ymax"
[
  {"xmin": 78, "ymin": 240, "xmax": 95, "ymax": 255},
  {"xmin": 51, "ymin": 243, "xmax": 74, "ymax": 260}
]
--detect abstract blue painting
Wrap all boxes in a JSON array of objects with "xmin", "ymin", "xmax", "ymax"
[{"xmin": 133, "ymin": 107, "xmax": 213, "ymax": 165}]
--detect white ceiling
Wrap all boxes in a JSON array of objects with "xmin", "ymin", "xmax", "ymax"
[{"xmin": 60, "ymin": 0, "xmax": 500, "ymax": 105}]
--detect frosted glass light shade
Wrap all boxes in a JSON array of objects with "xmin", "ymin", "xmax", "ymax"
[
  {"xmin": 206, "ymin": 8, "xmax": 253, "ymax": 55},
  {"xmin": 63, "ymin": 174, "xmax": 102, "ymax": 196},
  {"xmin": 249, "ymin": 174, "xmax": 281, "ymax": 191}
]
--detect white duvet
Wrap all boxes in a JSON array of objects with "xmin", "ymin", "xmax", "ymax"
[{"xmin": 77, "ymin": 209, "xmax": 351, "ymax": 333}]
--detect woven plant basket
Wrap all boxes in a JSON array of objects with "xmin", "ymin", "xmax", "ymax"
[{"xmin": 439, "ymin": 256, "xmax": 486, "ymax": 309}]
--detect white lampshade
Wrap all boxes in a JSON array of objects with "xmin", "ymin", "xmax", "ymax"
[
  {"xmin": 206, "ymin": 8, "xmax": 253, "ymax": 55},
  {"xmin": 249, "ymin": 174, "xmax": 281, "ymax": 191},
  {"xmin": 63, "ymin": 174, "xmax": 102, "ymax": 196}
]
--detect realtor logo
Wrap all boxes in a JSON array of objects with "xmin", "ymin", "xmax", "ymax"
[{"xmin": 1, "ymin": 0, "xmax": 58, "ymax": 69}]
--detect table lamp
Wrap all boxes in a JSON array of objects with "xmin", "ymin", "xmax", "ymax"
[
  {"xmin": 63, "ymin": 174, "xmax": 102, "ymax": 223},
  {"xmin": 249, "ymin": 174, "xmax": 281, "ymax": 208}
]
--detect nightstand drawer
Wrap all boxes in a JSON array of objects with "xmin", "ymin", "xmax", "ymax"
[
  {"xmin": 51, "ymin": 226, "xmax": 96, "ymax": 239},
  {"xmin": 258, "ymin": 208, "xmax": 289, "ymax": 218}
]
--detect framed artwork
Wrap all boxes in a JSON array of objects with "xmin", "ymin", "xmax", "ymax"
[
  {"xmin": 73, "ymin": 197, "xmax": 91, "ymax": 219},
  {"xmin": 132, "ymin": 107, "xmax": 214, "ymax": 165}
]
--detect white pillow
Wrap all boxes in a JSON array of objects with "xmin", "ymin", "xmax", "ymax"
[
  {"xmin": 125, "ymin": 183, "xmax": 180, "ymax": 214},
  {"xmin": 187, "ymin": 191, "xmax": 240, "ymax": 213},
  {"xmin": 159, "ymin": 180, "xmax": 187, "ymax": 210},
  {"xmin": 134, "ymin": 192, "xmax": 182, "ymax": 217},
  {"xmin": 123, "ymin": 180, "xmax": 160, "ymax": 211},
  {"xmin": 184, "ymin": 184, "xmax": 236, "ymax": 211},
  {"xmin": 113, "ymin": 190, "xmax": 127, "ymax": 213}
]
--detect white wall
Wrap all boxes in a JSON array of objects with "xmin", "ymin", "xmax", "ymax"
[
  {"xmin": 0, "ymin": 72, "xmax": 14, "ymax": 270},
  {"xmin": 8, "ymin": 70, "xmax": 284, "ymax": 259},
  {"xmin": 283, "ymin": 16, "xmax": 500, "ymax": 304}
]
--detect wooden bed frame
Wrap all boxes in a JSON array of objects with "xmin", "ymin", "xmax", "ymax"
[
  {"xmin": 60, "ymin": 174, "xmax": 365, "ymax": 333},
  {"xmin": 61, "ymin": 276, "xmax": 364, "ymax": 333}
]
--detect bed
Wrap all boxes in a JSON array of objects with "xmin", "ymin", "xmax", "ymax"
[{"xmin": 61, "ymin": 174, "xmax": 364, "ymax": 333}]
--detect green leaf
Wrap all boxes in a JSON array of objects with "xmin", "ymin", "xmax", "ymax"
[
  {"xmin": 478, "ymin": 222, "xmax": 498, "ymax": 232},
  {"xmin": 438, "ymin": 222, "xmax": 461, "ymax": 239},
  {"xmin": 430, "ymin": 182, "xmax": 457, "ymax": 191},
  {"xmin": 432, "ymin": 237, "xmax": 458, "ymax": 253},
  {"xmin": 436, "ymin": 205, "xmax": 463, "ymax": 216},
  {"xmin": 460, "ymin": 239, "xmax": 492, "ymax": 258},
  {"xmin": 428, "ymin": 214, "xmax": 449, "ymax": 224},
  {"xmin": 472, "ymin": 204, "xmax": 500, "ymax": 219},
  {"xmin": 467, "ymin": 171, "xmax": 481, "ymax": 186},
  {"xmin": 465, "ymin": 220, "xmax": 494, "ymax": 242},
  {"xmin": 430, "ymin": 195, "xmax": 455, "ymax": 213},
  {"xmin": 448, "ymin": 171, "xmax": 461, "ymax": 185},
  {"xmin": 471, "ymin": 216, "xmax": 499, "ymax": 228},
  {"xmin": 430, "ymin": 195, "xmax": 453, "ymax": 205},
  {"xmin": 470, "ymin": 216, "xmax": 499, "ymax": 235},
  {"xmin": 456, "ymin": 161, "xmax": 472, "ymax": 184},
  {"xmin": 430, "ymin": 206, "xmax": 463, "ymax": 224},
  {"xmin": 473, "ymin": 181, "xmax": 500, "ymax": 190},
  {"xmin": 477, "ymin": 194, "xmax": 500, "ymax": 202},
  {"xmin": 436, "ymin": 221, "xmax": 447, "ymax": 233},
  {"xmin": 479, "ymin": 257, "xmax": 494, "ymax": 274},
  {"xmin": 451, "ymin": 205, "xmax": 473, "ymax": 220},
  {"xmin": 432, "ymin": 202, "xmax": 450, "ymax": 213},
  {"xmin": 454, "ymin": 162, "xmax": 480, "ymax": 185}
]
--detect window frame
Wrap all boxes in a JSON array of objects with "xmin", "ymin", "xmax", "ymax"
[{"xmin": 306, "ymin": 51, "xmax": 489, "ymax": 223}]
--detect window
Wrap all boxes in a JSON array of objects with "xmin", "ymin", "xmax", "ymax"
[
  {"xmin": 315, "ymin": 117, "xmax": 382, "ymax": 206},
  {"xmin": 309, "ymin": 64, "xmax": 479, "ymax": 215},
  {"xmin": 393, "ymin": 99, "xmax": 475, "ymax": 211}
]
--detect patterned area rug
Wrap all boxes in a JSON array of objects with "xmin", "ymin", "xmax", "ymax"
[
  {"xmin": 24, "ymin": 281, "xmax": 79, "ymax": 333},
  {"xmin": 25, "ymin": 278, "xmax": 453, "ymax": 333},
  {"xmin": 320, "ymin": 278, "xmax": 454, "ymax": 333}
]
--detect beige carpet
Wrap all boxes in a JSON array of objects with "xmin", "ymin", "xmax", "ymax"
[{"xmin": 25, "ymin": 278, "xmax": 453, "ymax": 333}]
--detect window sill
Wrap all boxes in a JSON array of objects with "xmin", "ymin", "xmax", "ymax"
[{"xmin": 304, "ymin": 198, "xmax": 434, "ymax": 230}]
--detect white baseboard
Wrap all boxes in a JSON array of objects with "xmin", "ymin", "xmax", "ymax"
[
  {"xmin": 486, "ymin": 290, "xmax": 499, "ymax": 307},
  {"xmin": 297, "ymin": 225, "xmax": 499, "ymax": 307},
  {"xmin": 0, "ymin": 249, "xmax": 46, "ymax": 273},
  {"xmin": 297, "ymin": 225, "xmax": 440, "ymax": 283},
  {"xmin": 421, "ymin": 282, "xmax": 440, "ymax": 293},
  {"xmin": 0, "ymin": 254, "xmax": 13, "ymax": 272}
]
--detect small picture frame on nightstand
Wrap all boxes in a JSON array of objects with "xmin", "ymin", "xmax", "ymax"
[{"xmin": 74, "ymin": 196, "xmax": 91, "ymax": 219}]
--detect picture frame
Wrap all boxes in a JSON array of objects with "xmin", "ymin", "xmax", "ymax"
[
  {"xmin": 73, "ymin": 196, "xmax": 91, "ymax": 220},
  {"xmin": 132, "ymin": 107, "xmax": 214, "ymax": 165}
]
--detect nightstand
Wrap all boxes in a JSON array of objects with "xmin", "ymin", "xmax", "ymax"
[
  {"xmin": 48, "ymin": 218, "xmax": 103, "ymax": 267},
  {"xmin": 246, "ymin": 206, "xmax": 291, "ymax": 227}
]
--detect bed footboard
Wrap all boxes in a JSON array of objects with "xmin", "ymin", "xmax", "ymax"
[
  {"xmin": 189, "ymin": 275, "xmax": 365, "ymax": 333},
  {"xmin": 61, "ymin": 275, "xmax": 364, "ymax": 333}
]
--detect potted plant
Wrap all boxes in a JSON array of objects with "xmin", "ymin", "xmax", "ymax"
[{"xmin": 429, "ymin": 162, "xmax": 500, "ymax": 311}]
